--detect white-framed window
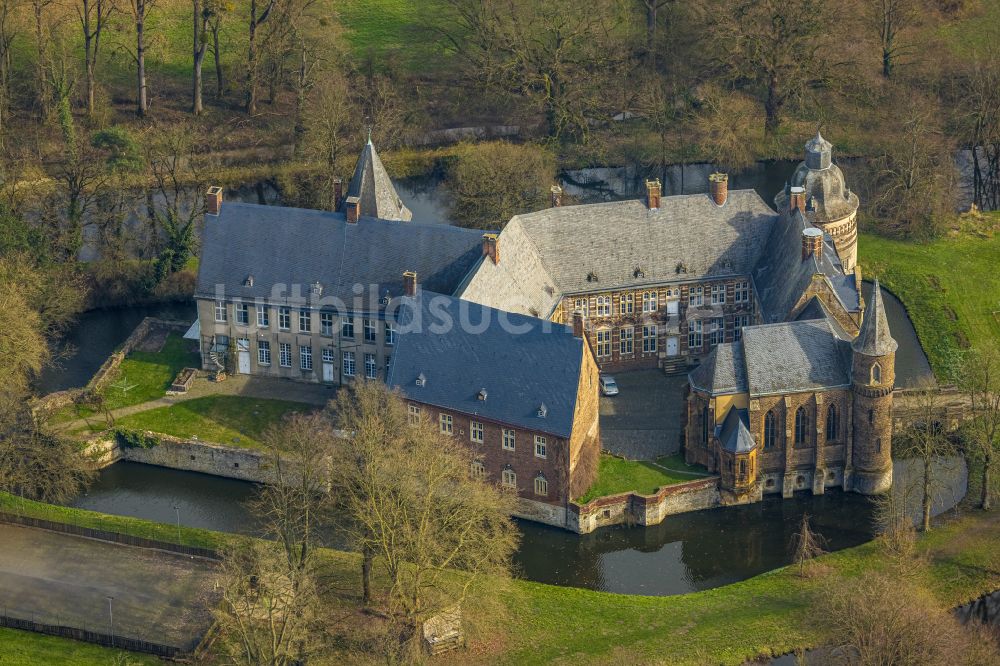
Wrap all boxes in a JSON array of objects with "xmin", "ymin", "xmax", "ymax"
[
  {"xmin": 502, "ymin": 428, "xmax": 516, "ymax": 451},
  {"xmin": 642, "ymin": 325, "xmax": 657, "ymax": 353},
  {"xmin": 407, "ymin": 404, "xmax": 421, "ymax": 424},
  {"xmin": 595, "ymin": 295, "xmax": 611, "ymax": 317},
  {"xmin": 688, "ymin": 319, "xmax": 703, "ymax": 348},
  {"xmin": 322, "ymin": 348, "xmax": 335, "ymax": 363},
  {"xmin": 573, "ymin": 298, "xmax": 589, "ymax": 317},
  {"xmin": 257, "ymin": 340, "xmax": 271, "ymax": 365},
  {"xmin": 256, "ymin": 305, "xmax": 269, "ymax": 327},
  {"xmin": 534, "ymin": 435, "xmax": 547, "ymax": 459},
  {"xmin": 235, "ymin": 302, "xmax": 249, "ymax": 325},
  {"xmin": 534, "ymin": 475, "xmax": 548, "ymax": 496},
  {"xmin": 619, "ymin": 326, "xmax": 634, "ymax": 354},
  {"xmin": 689, "ymin": 286, "xmax": 704, "ymax": 307},
  {"xmin": 470, "ymin": 420, "xmax": 484, "ymax": 443},
  {"xmin": 341, "ymin": 318, "xmax": 354, "ymax": 339},
  {"xmin": 279, "ymin": 343, "xmax": 292, "ymax": 367},
  {"xmin": 440, "ymin": 413, "xmax": 453, "ymax": 435},
  {"xmin": 620, "ymin": 293, "xmax": 634, "ymax": 314},
  {"xmin": 733, "ymin": 314, "xmax": 750, "ymax": 341},
  {"xmin": 364, "ymin": 352, "xmax": 376, "ymax": 379},
  {"xmin": 709, "ymin": 317, "xmax": 725, "ymax": 345},
  {"xmin": 343, "ymin": 351, "xmax": 355, "ymax": 376},
  {"xmin": 214, "ymin": 301, "xmax": 227, "ymax": 322},
  {"xmin": 363, "ymin": 319, "xmax": 376, "ymax": 342},
  {"xmin": 471, "ymin": 461, "xmax": 486, "ymax": 480},
  {"xmin": 278, "ymin": 307, "xmax": 290, "ymax": 331},
  {"xmin": 735, "ymin": 281, "xmax": 750, "ymax": 303},
  {"xmin": 300, "ymin": 346, "xmax": 312, "ymax": 370},
  {"xmin": 501, "ymin": 468, "xmax": 517, "ymax": 489},
  {"xmin": 386, "ymin": 322, "xmax": 397, "ymax": 346},
  {"xmin": 596, "ymin": 329, "xmax": 612, "ymax": 358},
  {"xmin": 711, "ymin": 284, "xmax": 726, "ymax": 305},
  {"xmin": 320, "ymin": 312, "xmax": 334, "ymax": 336},
  {"xmin": 642, "ymin": 291, "xmax": 657, "ymax": 313},
  {"xmin": 298, "ymin": 310, "xmax": 311, "ymax": 333}
]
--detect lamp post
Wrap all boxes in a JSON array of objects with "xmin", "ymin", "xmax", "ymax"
[
  {"xmin": 173, "ymin": 505, "xmax": 182, "ymax": 544},
  {"xmin": 106, "ymin": 596, "xmax": 114, "ymax": 647}
]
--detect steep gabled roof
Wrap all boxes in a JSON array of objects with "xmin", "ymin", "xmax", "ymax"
[
  {"xmin": 742, "ymin": 319, "xmax": 853, "ymax": 397},
  {"xmin": 689, "ymin": 343, "xmax": 748, "ymax": 396},
  {"xmin": 343, "ymin": 139, "xmax": 412, "ymax": 222},
  {"xmin": 852, "ymin": 278, "xmax": 898, "ymax": 356},
  {"xmin": 195, "ymin": 202, "xmax": 481, "ymax": 307},
  {"xmin": 719, "ymin": 407, "xmax": 756, "ymax": 453},
  {"xmin": 387, "ymin": 293, "xmax": 585, "ymax": 438}
]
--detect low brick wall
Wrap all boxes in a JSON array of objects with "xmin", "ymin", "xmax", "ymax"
[{"xmin": 569, "ymin": 476, "xmax": 721, "ymax": 534}]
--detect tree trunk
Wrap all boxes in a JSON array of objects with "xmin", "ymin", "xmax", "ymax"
[
  {"xmin": 246, "ymin": 0, "xmax": 258, "ymax": 115},
  {"xmin": 192, "ymin": 0, "xmax": 204, "ymax": 114},
  {"xmin": 882, "ymin": 47, "xmax": 892, "ymax": 79},
  {"xmin": 136, "ymin": 0, "xmax": 147, "ymax": 117},
  {"xmin": 33, "ymin": 1, "xmax": 50, "ymax": 118},
  {"xmin": 361, "ymin": 547, "xmax": 372, "ymax": 605},
  {"xmin": 922, "ymin": 455, "xmax": 932, "ymax": 531},
  {"xmin": 764, "ymin": 75, "xmax": 781, "ymax": 134},
  {"xmin": 983, "ymin": 451, "xmax": 992, "ymax": 511},
  {"xmin": 212, "ymin": 23, "xmax": 223, "ymax": 97}
]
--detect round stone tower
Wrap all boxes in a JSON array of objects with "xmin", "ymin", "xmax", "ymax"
[
  {"xmin": 774, "ymin": 132, "xmax": 860, "ymax": 272},
  {"xmin": 850, "ymin": 279, "xmax": 897, "ymax": 494}
]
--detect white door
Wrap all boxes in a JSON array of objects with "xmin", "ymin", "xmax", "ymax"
[
  {"xmin": 667, "ymin": 300, "xmax": 679, "ymax": 316},
  {"xmin": 237, "ymin": 339, "xmax": 251, "ymax": 374},
  {"xmin": 322, "ymin": 348, "xmax": 335, "ymax": 383},
  {"xmin": 666, "ymin": 336, "xmax": 679, "ymax": 356}
]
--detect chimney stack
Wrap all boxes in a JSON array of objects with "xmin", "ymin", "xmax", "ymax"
[
  {"xmin": 403, "ymin": 271, "xmax": 418, "ymax": 297},
  {"xmin": 708, "ymin": 173, "xmax": 728, "ymax": 206},
  {"xmin": 802, "ymin": 227, "xmax": 823, "ymax": 262},
  {"xmin": 482, "ymin": 233, "xmax": 499, "ymax": 265},
  {"xmin": 789, "ymin": 186, "xmax": 806, "ymax": 213},
  {"xmin": 345, "ymin": 196, "xmax": 360, "ymax": 224},
  {"xmin": 646, "ymin": 179, "xmax": 662, "ymax": 210},
  {"xmin": 206, "ymin": 186, "xmax": 223, "ymax": 216},
  {"xmin": 333, "ymin": 178, "xmax": 343, "ymax": 211},
  {"xmin": 571, "ymin": 312, "xmax": 585, "ymax": 339},
  {"xmin": 550, "ymin": 184, "xmax": 563, "ymax": 207}
]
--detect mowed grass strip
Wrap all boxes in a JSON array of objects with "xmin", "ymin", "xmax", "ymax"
[
  {"xmin": 0, "ymin": 627, "xmax": 161, "ymax": 666},
  {"xmin": 114, "ymin": 395, "xmax": 315, "ymax": 449},
  {"xmin": 576, "ymin": 453, "xmax": 711, "ymax": 504},
  {"xmin": 859, "ymin": 223, "xmax": 1000, "ymax": 375}
]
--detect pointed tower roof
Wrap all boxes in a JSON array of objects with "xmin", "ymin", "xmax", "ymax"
[
  {"xmin": 852, "ymin": 278, "xmax": 898, "ymax": 356},
  {"xmin": 343, "ymin": 139, "xmax": 412, "ymax": 222}
]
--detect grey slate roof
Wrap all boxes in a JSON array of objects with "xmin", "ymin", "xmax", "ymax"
[
  {"xmin": 689, "ymin": 343, "xmax": 748, "ymax": 395},
  {"xmin": 719, "ymin": 407, "xmax": 756, "ymax": 453},
  {"xmin": 775, "ymin": 134, "xmax": 859, "ymax": 226},
  {"xmin": 751, "ymin": 209, "xmax": 860, "ymax": 323},
  {"xmin": 195, "ymin": 202, "xmax": 482, "ymax": 308},
  {"xmin": 794, "ymin": 296, "xmax": 851, "ymax": 340},
  {"xmin": 852, "ymin": 278, "xmax": 898, "ymax": 356},
  {"xmin": 742, "ymin": 319, "xmax": 853, "ymax": 397},
  {"xmin": 343, "ymin": 140, "xmax": 412, "ymax": 222},
  {"xmin": 459, "ymin": 191, "xmax": 777, "ymax": 317},
  {"xmin": 387, "ymin": 293, "xmax": 584, "ymax": 438}
]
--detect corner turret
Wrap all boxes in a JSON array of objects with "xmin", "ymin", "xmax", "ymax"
[{"xmin": 341, "ymin": 138, "xmax": 412, "ymax": 222}]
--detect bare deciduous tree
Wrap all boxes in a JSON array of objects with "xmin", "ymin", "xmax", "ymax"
[
  {"xmin": 125, "ymin": 0, "xmax": 155, "ymax": 116},
  {"xmin": 77, "ymin": 0, "xmax": 116, "ymax": 115},
  {"xmin": 957, "ymin": 347, "xmax": 1000, "ymax": 510},
  {"xmin": 868, "ymin": 0, "xmax": 919, "ymax": 78},
  {"xmin": 897, "ymin": 382, "xmax": 957, "ymax": 531},
  {"xmin": 0, "ymin": 0, "xmax": 22, "ymax": 143},
  {"xmin": 790, "ymin": 512, "xmax": 826, "ymax": 576},
  {"xmin": 244, "ymin": 0, "xmax": 278, "ymax": 114}
]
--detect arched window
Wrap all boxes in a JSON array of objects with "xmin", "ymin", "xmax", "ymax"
[
  {"xmin": 876, "ymin": 438, "xmax": 882, "ymax": 454},
  {"xmin": 534, "ymin": 475, "xmax": 548, "ymax": 496},
  {"xmin": 764, "ymin": 410, "xmax": 777, "ymax": 450},
  {"xmin": 871, "ymin": 363, "xmax": 882, "ymax": 385},
  {"xmin": 794, "ymin": 406, "xmax": 809, "ymax": 446},
  {"xmin": 702, "ymin": 406, "xmax": 710, "ymax": 445},
  {"xmin": 826, "ymin": 403, "xmax": 839, "ymax": 441},
  {"xmin": 739, "ymin": 459, "xmax": 747, "ymax": 476}
]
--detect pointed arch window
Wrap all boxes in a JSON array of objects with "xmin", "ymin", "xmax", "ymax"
[
  {"xmin": 702, "ymin": 406, "xmax": 710, "ymax": 445},
  {"xmin": 794, "ymin": 406, "xmax": 809, "ymax": 446},
  {"xmin": 763, "ymin": 410, "xmax": 777, "ymax": 450},
  {"xmin": 871, "ymin": 363, "xmax": 882, "ymax": 385},
  {"xmin": 826, "ymin": 403, "xmax": 839, "ymax": 441}
]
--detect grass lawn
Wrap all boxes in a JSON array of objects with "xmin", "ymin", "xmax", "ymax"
[
  {"xmin": 576, "ymin": 453, "xmax": 712, "ymax": 504},
  {"xmin": 859, "ymin": 222, "xmax": 1000, "ymax": 376},
  {"xmin": 112, "ymin": 395, "xmax": 315, "ymax": 449},
  {"xmin": 0, "ymin": 627, "xmax": 161, "ymax": 666}
]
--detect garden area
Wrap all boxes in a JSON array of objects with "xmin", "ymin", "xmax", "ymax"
[{"xmin": 576, "ymin": 453, "xmax": 712, "ymax": 504}]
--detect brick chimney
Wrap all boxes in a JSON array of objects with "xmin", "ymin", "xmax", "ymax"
[
  {"xmin": 403, "ymin": 271, "xmax": 418, "ymax": 297},
  {"xmin": 550, "ymin": 185, "xmax": 563, "ymax": 207},
  {"xmin": 482, "ymin": 233, "xmax": 499, "ymax": 265},
  {"xmin": 345, "ymin": 196, "xmax": 360, "ymax": 224},
  {"xmin": 646, "ymin": 179, "xmax": 662, "ymax": 209},
  {"xmin": 708, "ymin": 173, "xmax": 728, "ymax": 206},
  {"xmin": 802, "ymin": 227, "xmax": 823, "ymax": 261},
  {"xmin": 206, "ymin": 186, "xmax": 223, "ymax": 216},
  {"xmin": 789, "ymin": 186, "xmax": 806, "ymax": 213},
  {"xmin": 333, "ymin": 178, "xmax": 343, "ymax": 211},
  {"xmin": 571, "ymin": 311, "xmax": 584, "ymax": 338}
]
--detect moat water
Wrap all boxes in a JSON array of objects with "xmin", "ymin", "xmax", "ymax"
[{"xmin": 70, "ymin": 457, "xmax": 965, "ymax": 596}]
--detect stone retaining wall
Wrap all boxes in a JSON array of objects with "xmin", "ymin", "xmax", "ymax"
[{"xmin": 569, "ymin": 476, "xmax": 721, "ymax": 534}]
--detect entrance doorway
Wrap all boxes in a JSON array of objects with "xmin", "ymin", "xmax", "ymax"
[{"xmin": 237, "ymin": 338, "xmax": 251, "ymax": 374}]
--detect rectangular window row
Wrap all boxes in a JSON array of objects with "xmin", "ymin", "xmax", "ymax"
[{"xmin": 213, "ymin": 302, "xmax": 396, "ymax": 345}]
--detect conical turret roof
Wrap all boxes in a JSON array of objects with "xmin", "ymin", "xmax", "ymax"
[
  {"xmin": 343, "ymin": 138, "xmax": 412, "ymax": 222},
  {"xmin": 852, "ymin": 278, "xmax": 898, "ymax": 356}
]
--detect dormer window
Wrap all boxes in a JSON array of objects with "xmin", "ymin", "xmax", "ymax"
[
  {"xmin": 633, "ymin": 267, "xmax": 645, "ymax": 279},
  {"xmin": 871, "ymin": 363, "xmax": 882, "ymax": 385},
  {"xmin": 537, "ymin": 403, "xmax": 548, "ymax": 418},
  {"xmin": 416, "ymin": 373, "xmax": 426, "ymax": 387},
  {"xmin": 477, "ymin": 388, "xmax": 488, "ymax": 401},
  {"xmin": 244, "ymin": 275, "xmax": 254, "ymax": 287},
  {"xmin": 587, "ymin": 271, "xmax": 599, "ymax": 283},
  {"xmin": 675, "ymin": 262, "xmax": 688, "ymax": 275},
  {"xmin": 311, "ymin": 282, "xmax": 323, "ymax": 297}
]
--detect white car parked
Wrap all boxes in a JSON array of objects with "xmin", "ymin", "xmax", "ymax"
[{"xmin": 599, "ymin": 375, "xmax": 619, "ymax": 396}]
